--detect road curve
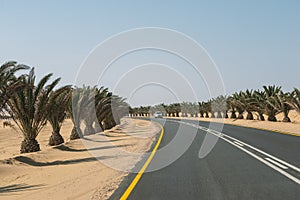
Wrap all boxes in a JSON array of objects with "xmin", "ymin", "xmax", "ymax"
[{"xmin": 110, "ymin": 118, "xmax": 300, "ymax": 200}]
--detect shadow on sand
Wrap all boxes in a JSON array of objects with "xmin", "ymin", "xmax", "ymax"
[
  {"xmin": 81, "ymin": 137, "xmax": 128, "ymax": 143},
  {"xmin": 14, "ymin": 155, "xmax": 114, "ymax": 167},
  {"xmin": 0, "ymin": 184, "xmax": 45, "ymax": 195},
  {"xmin": 53, "ymin": 144, "xmax": 131, "ymax": 152}
]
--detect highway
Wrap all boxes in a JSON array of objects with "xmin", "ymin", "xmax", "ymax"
[{"xmin": 110, "ymin": 118, "xmax": 300, "ymax": 200}]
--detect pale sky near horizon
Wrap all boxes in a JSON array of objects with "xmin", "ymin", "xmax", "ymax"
[{"xmin": 1, "ymin": 0, "xmax": 299, "ymax": 106}]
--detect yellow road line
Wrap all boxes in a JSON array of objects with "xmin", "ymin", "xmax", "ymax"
[{"xmin": 120, "ymin": 123, "xmax": 164, "ymax": 200}]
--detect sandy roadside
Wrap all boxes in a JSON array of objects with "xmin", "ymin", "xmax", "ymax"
[
  {"xmin": 166, "ymin": 110, "xmax": 300, "ymax": 136},
  {"xmin": 0, "ymin": 118, "xmax": 160, "ymax": 200}
]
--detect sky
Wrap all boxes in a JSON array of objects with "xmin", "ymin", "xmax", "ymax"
[{"xmin": 0, "ymin": 0, "xmax": 299, "ymax": 106}]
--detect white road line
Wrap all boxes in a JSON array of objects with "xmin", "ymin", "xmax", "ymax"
[
  {"xmin": 222, "ymin": 134, "xmax": 300, "ymax": 173},
  {"xmin": 173, "ymin": 120, "xmax": 300, "ymax": 185},
  {"xmin": 265, "ymin": 158, "xmax": 288, "ymax": 170},
  {"xmin": 221, "ymin": 137, "xmax": 300, "ymax": 185},
  {"xmin": 233, "ymin": 141, "xmax": 244, "ymax": 147}
]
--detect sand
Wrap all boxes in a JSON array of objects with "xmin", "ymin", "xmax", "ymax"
[{"xmin": 0, "ymin": 118, "xmax": 160, "ymax": 200}]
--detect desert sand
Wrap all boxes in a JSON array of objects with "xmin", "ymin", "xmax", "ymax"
[{"xmin": 0, "ymin": 118, "xmax": 160, "ymax": 200}]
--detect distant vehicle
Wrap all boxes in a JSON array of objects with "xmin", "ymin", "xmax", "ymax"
[{"xmin": 154, "ymin": 111, "xmax": 163, "ymax": 118}]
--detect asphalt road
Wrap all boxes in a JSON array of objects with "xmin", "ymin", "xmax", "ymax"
[{"xmin": 110, "ymin": 118, "xmax": 300, "ymax": 200}]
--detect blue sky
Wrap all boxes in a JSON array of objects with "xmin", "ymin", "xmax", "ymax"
[{"xmin": 0, "ymin": 0, "xmax": 299, "ymax": 105}]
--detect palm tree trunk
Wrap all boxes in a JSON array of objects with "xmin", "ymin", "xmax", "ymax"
[
  {"xmin": 70, "ymin": 126, "xmax": 81, "ymax": 140},
  {"xmin": 20, "ymin": 139, "xmax": 40, "ymax": 153},
  {"xmin": 94, "ymin": 122, "xmax": 103, "ymax": 133},
  {"xmin": 205, "ymin": 112, "xmax": 209, "ymax": 118},
  {"xmin": 224, "ymin": 112, "xmax": 229, "ymax": 118},
  {"xmin": 84, "ymin": 124, "xmax": 95, "ymax": 135},
  {"xmin": 246, "ymin": 112, "xmax": 254, "ymax": 120},
  {"xmin": 237, "ymin": 112, "xmax": 244, "ymax": 119},
  {"xmin": 259, "ymin": 113, "xmax": 265, "ymax": 121},
  {"xmin": 200, "ymin": 112, "xmax": 204, "ymax": 118},
  {"xmin": 49, "ymin": 131, "xmax": 64, "ymax": 146},
  {"xmin": 282, "ymin": 111, "xmax": 291, "ymax": 122},
  {"xmin": 216, "ymin": 112, "xmax": 222, "ymax": 118},
  {"xmin": 230, "ymin": 111, "xmax": 236, "ymax": 119},
  {"xmin": 267, "ymin": 114, "xmax": 277, "ymax": 122}
]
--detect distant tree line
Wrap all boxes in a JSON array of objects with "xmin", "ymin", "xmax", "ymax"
[{"xmin": 129, "ymin": 86, "xmax": 300, "ymax": 123}]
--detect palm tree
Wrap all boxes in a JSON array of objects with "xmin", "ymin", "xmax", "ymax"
[
  {"xmin": 231, "ymin": 92, "xmax": 245, "ymax": 119},
  {"xmin": 263, "ymin": 85, "xmax": 282, "ymax": 121},
  {"xmin": 0, "ymin": 61, "xmax": 29, "ymax": 111},
  {"xmin": 169, "ymin": 103, "xmax": 180, "ymax": 117},
  {"xmin": 211, "ymin": 95, "xmax": 227, "ymax": 118},
  {"xmin": 7, "ymin": 68, "xmax": 60, "ymax": 153},
  {"xmin": 81, "ymin": 86, "xmax": 98, "ymax": 135},
  {"xmin": 268, "ymin": 91, "xmax": 292, "ymax": 122},
  {"xmin": 202, "ymin": 101, "xmax": 211, "ymax": 118},
  {"xmin": 110, "ymin": 95, "xmax": 129, "ymax": 125},
  {"xmin": 198, "ymin": 101, "xmax": 206, "ymax": 117},
  {"xmin": 253, "ymin": 90, "xmax": 266, "ymax": 121},
  {"xmin": 47, "ymin": 85, "xmax": 71, "ymax": 145},
  {"xmin": 239, "ymin": 90, "xmax": 256, "ymax": 120},
  {"xmin": 163, "ymin": 104, "xmax": 172, "ymax": 117},
  {"xmin": 95, "ymin": 87, "xmax": 113, "ymax": 130},
  {"xmin": 191, "ymin": 102, "xmax": 199, "ymax": 117},
  {"xmin": 288, "ymin": 88, "xmax": 300, "ymax": 113},
  {"xmin": 181, "ymin": 102, "xmax": 192, "ymax": 117},
  {"xmin": 68, "ymin": 86, "xmax": 96, "ymax": 139},
  {"xmin": 227, "ymin": 96, "xmax": 237, "ymax": 119}
]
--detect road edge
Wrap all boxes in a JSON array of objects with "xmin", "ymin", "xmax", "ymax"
[{"xmin": 108, "ymin": 120, "xmax": 164, "ymax": 200}]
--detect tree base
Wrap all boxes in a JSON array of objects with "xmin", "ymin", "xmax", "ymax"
[
  {"xmin": 84, "ymin": 126, "xmax": 96, "ymax": 135},
  {"xmin": 230, "ymin": 112, "xmax": 237, "ymax": 119},
  {"xmin": 282, "ymin": 117, "xmax": 291, "ymax": 122},
  {"xmin": 70, "ymin": 127, "xmax": 81, "ymax": 140},
  {"xmin": 49, "ymin": 132, "xmax": 64, "ymax": 146},
  {"xmin": 94, "ymin": 125, "xmax": 103, "ymax": 133},
  {"xmin": 20, "ymin": 139, "xmax": 40, "ymax": 153},
  {"xmin": 268, "ymin": 115, "xmax": 277, "ymax": 122},
  {"xmin": 259, "ymin": 114, "xmax": 265, "ymax": 121},
  {"xmin": 237, "ymin": 114, "xmax": 244, "ymax": 119},
  {"xmin": 246, "ymin": 112, "xmax": 254, "ymax": 120}
]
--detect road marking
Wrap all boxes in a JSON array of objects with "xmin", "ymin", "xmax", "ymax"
[
  {"xmin": 172, "ymin": 119, "xmax": 300, "ymax": 185},
  {"xmin": 233, "ymin": 141, "xmax": 244, "ymax": 147},
  {"xmin": 265, "ymin": 158, "xmax": 288, "ymax": 169},
  {"xmin": 120, "ymin": 123, "xmax": 164, "ymax": 200},
  {"xmin": 221, "ymin": 137, "xmax": 300, "ymax": 185},
  {"xmin": 223, "ymin": 134, "xmax": 300, "ymax": 173}
]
